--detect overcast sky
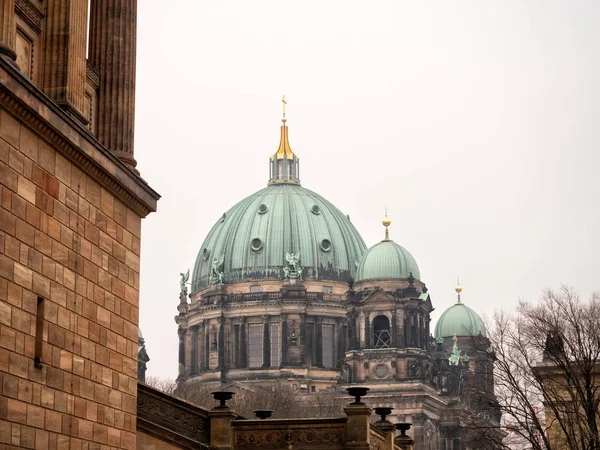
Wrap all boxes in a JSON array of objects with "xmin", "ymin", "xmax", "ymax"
[{"xmin": 133, "ymin": 1, "xmax": 600, "ymax": 380}]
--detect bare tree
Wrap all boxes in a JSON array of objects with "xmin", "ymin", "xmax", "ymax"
[
  {"xmin": 144, "ymin": 376, "xmax": 177, "ymax": 395},
  {"xmin": 478, "ymin": 286, "xmax": 600, "ymax": 450},
  {"xmin": 144, "ymin": 376, "xmax": 345, "ymax": 419}
]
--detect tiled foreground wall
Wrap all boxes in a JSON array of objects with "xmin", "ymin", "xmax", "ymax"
[{"xmin": 0, "ymin": 107, "xmax": 144, "ymax": 449}]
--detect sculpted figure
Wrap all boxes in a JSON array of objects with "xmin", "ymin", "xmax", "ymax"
[
  {"xmin": 284, "ymin": 252, "xmax": 301, "ymax": 279},
  {"xmin": 210, "ymin": 257, "xmax": 224, "ymax": 284},
  {"xmin": 179, "ymin": 269, "xmax": 190, "ymax": 297}
]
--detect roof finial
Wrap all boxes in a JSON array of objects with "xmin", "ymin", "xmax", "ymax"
[
  {"xmin": 455, "ymin": 277, "xmax": 462, "ymax": 304},
  {"xmin": 382, "ymin": 208, "xmax": 391, "ymax": 241},
  {"xmin": 281, "ymin": 95, "xmax": 287, "ymax": 123}
]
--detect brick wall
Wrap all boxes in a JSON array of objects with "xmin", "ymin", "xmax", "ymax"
[{"xmin": 0, "ymin": 107, "xmax": 143, "ymax": 449}]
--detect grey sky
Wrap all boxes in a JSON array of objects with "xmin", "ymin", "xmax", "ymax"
[{"xmin": 134, "ymin": 1, "xmax": 600, "ymax": 380}]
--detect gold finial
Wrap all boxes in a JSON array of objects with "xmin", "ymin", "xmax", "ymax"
[
  {"xmin": 382, "ymin": 208, "xmax": 391, "ymax": 240},
  {"xmin": 281, "ymin": 95, "xmax": 287, "ymax": 123},
  {"xmin": 455, "ymin": 278, "xmax": 462, "ymax": 303},
  {"xmin": 452, "ymin": 333, "xmax": 458, "ymax": 343}
]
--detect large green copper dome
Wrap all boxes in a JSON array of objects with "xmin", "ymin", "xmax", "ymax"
[
  {"xmin": 191, "ymin": 184, "xmax": 367, "ymax": 292},
  {"xmin": 434, "ymin": 298, "xmax": 486, "ymax": 338},
  {"xmin": 355, "ymin": 239, "xmax": 420, "ymax": 282},
  {"xmin": 192, "ymin": 122, "xmax": 367, "ymax": 292}
]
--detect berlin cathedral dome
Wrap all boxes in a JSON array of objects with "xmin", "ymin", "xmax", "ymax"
[
  {"xmin": 434, "ymin": 284, "xmax": 486, "ymax": 338},
  {"xmin": 355, "ymin": 217, "xmax": 420, "ymax": 283},
  {"xmin": 191, "ymin": 183, "xmax": 366, "ymax": 293},
  {"xmin": 175, "ymin": 101, "xmax": 500, "ymax": 449}
]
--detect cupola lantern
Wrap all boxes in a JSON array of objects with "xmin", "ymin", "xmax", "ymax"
[{"xmin": 269, "ymin": 95, "xmax": 300, "ymax": 185}]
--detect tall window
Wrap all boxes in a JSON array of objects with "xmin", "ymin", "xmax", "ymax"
[
  {"xmin": 322, "ymin": 324, "xmax": 334, "ymax": 368},
  {"xmin": 248, "ymin": 324, "xmax": 263, "ymax": 368},
  {"xmin": 270, "ymin": 323, "xmax": 281, "ymax": 367},
  {"xmin": 373, "ymin": 315, "xmax": 391, "ymax": 348}
]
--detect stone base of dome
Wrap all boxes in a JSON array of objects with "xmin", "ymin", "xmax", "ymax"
[{"xmin": 182, "ymin": 366, "xmax": 342, "ymax": 391}]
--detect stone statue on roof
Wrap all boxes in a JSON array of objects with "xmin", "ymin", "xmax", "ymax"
[
  {"xmin": 210, "ymin": 257, "xmax": 224, "ymax": 285},
  {"xmin": 283, "ymin": 252, "xmax": 302, "ymax": 280},
  {"xmin": 179, "ymin": 269, "xmax": 190, "ymax": 298}
]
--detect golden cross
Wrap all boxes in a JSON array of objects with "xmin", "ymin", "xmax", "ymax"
[{"xmin": 282, "ymin": 95, "xmax": 287, "ymax": 117}]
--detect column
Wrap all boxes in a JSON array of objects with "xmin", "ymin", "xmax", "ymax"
[
  {"xmin": 316, "ymin": 317, "xmax": 323, "ymax": 368},
  {"xmin": 425, "ymin": 317, "xmax": 431, "ymax": 351},
  {"xmin": 191, "ymin": 326, "xmax": 198, "ymax": 374},
  {"xmin": 415, "ymin": 313, "xmax": 423, "ymax": 348},
  {"xmin": 88, "ymin": 0, "xmax": 138, "ymax": 171},
  {"xmin": 198, "ymin": 321, "xmax": 205, "ymax": 371},
  {"xmin": 300, "ymin": 312, "xmax": 307, "ymax": 364},
  {"xmin": 391, "ymin": 308, "xmax": 397, "ymax": 347},
  {"xmin": 204, "ymin": 323, "xmax": 210, "ymax": 369},
  {"xmin": 262, "ymin": 315, "xmax": 270, "ymax": 368},
  {"xmin": 0, "ymin": 0, "xmax": 16, "ymax": 60},
  {"xmin": 42, "ymin": 0, "xmax": 89, "ymax": 122},
  {"xmin": 337, "ymin": 318, "xmax": 346, "ymax": 368},
  {"xmin": 364, "ymin": 314, "xmax": 370, "ymax": 349},
  {"xmin": 177, "ymin": 327, "xmax": 185, "ymax": 379},
  {"xmin": 281, "ymin": 314, "xmax": 288, "ymax": 366},
  {"xmin": 217, "ymin": 315, "xmax": 225, "ymax": 369},
  {"xmin": 240, "ymin": 318, "xmax": 247, "ymax": 367}
]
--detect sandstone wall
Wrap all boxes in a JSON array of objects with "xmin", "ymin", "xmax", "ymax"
[{"xmin": 0, "ymin": 107, "xmax": 143, "ymax": 449}]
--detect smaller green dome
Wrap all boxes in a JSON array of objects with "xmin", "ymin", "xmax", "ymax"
[
  {"xmin": 434, "ymin": 301, "xmax": 486, "ymax": 338},
  {"xmin": 355, "ymin": 240, "xmax": 420, "ymax": 282}
]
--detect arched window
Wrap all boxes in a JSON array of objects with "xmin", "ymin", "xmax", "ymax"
[{"xmin": 373, "ymin": 315, "xmax": 391, "ymax": 348}]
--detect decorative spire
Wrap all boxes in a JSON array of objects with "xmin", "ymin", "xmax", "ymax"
[
  {"xmin": 382, "ymin": 209, "xmax": 391, "ymax": 241},
  {"xmin": 455, "ymin": 278, "xmax": 462, "ymax": 304},
  {"xmin": 281, "ymin": 95, "xmax": 287, "ymax": 123},
  {"xmin": 269, "ymin": 96, "xmax": 300, "ymax": 185}
]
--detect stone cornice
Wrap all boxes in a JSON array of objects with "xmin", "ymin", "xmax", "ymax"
[
  {"xmin": 186, "ymin": 300, "xmax": 347, "ymax": 321},
  {"xmin": 15, "ymin": 0, "xmax": 43, "ymax": 33},
  {"xmin": 0, "ymin": 57, "xmax": 159, "ymax": 217}
]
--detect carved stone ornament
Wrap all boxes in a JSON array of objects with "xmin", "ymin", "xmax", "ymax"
[
  {"xmin": 137, "ymin": 384, "xmax": 209, "ymax": 448},
  {"xmin": 370, "ymin": 429, "xmax": 386, "ymax": 450},
  {"xmin": 235, "ymin": 427, "xmax": 344, "ymax": 448}
]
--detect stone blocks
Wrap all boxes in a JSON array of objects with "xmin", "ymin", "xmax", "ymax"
[{"xmin": 0, "ymin": 106, "xmax": 143, "ymax": 449}]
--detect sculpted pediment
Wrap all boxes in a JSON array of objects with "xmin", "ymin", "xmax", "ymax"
[{"xmin": 360, "ymin": 289, "xmax": 396, "ymax": 306}]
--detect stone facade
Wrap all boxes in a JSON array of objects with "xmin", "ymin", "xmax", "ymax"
[{"xmin": 0, "ymin": 1, "xmax": 159, "ymax": 449}]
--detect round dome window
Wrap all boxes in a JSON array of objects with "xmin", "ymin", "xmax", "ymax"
[
  {"xmin": 311, "ymin": 205, "xmax": 321, "ymax": 215},
  {"xmin": 258, "ymin": 204, "xmax": 268, "ymax": 214},
  {"xmin": 373, "ymin": 364, "xmax": 389, "ymax": 379},
  {"xmin": 320, "ymin": 239, "xmax": 332, "ymax": 252},
  {"xmin": 202, "ymin": 248, "xmax": 210, "ymax": 261},
  {"xmin": 251, "ymin": 238, "xmax": 263, "ymax": 252}
]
